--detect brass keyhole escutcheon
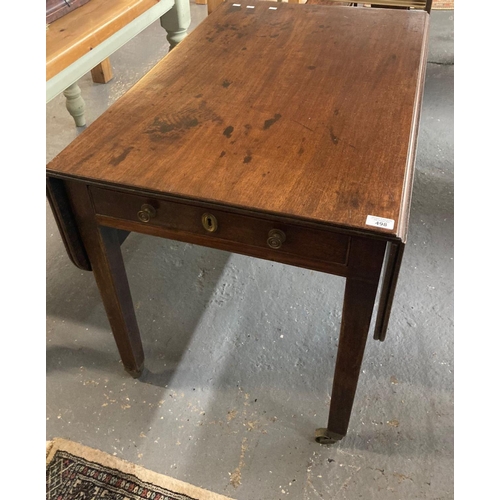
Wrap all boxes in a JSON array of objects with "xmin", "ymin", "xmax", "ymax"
[
  {"xmin": 267, "ymin": 229, "xmax": 286, "ymax": 249},
  {"xmin": 202, "ymin": 213, "xmax": 218, "ymax": 233},
  {"xmin": 137, "ymin": 204, "xmax": 156, "ymax": 223}
]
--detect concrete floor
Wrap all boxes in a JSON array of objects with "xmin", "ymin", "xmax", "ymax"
[{"xmin": 46, "ymin": 4, "xmax": 454, "ymax": 499}]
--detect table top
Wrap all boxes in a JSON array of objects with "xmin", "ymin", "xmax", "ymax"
[{"xmin": 47, "ymin": 1, "xmax": 429, "ymax": 240}]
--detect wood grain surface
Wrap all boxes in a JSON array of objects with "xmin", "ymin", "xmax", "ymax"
[
  {"xmin": 47, "ymin": 1, "xmax": 429, "ymax": 240},
  {"xmin": 91, "ymin": 57, "xmax": 114, "ymax": 84},
  {"xmin": 46, "ymin": 0, "xmax": 160, "ymax": 80},
  {"xmin": 46, "ymin": 0, "xmax": 92, "ymax": 24}
]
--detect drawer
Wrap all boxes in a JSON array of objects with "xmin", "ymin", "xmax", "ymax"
[{"xmin": 90, "ymin": 187, "xmax": 350, "ymax": 266}]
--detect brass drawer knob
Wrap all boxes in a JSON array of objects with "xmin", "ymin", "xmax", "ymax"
[
  {"xmin": 267, "ymin": 229, "xmax": 286, "ymax": 249},
  {"xmin": 202, "ymin": 213, "xmax": 218, "ymax": 233},
  {"xmin": 137, "ymin": 204, "xmax": 156, "ymax": 223}
]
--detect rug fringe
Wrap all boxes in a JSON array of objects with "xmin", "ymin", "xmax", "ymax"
[{"xmin": 46, "ymin": 440, "xmax": 54, "ymax": 457}]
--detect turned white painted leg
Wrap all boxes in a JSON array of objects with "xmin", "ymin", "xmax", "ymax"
[
  {"xmin": 63, "ymin": 83, "xmax": 86, "ymax": 127},
  {"xmin": 160, "ymin": 0, "xmax": 191, "ymax": 49}
]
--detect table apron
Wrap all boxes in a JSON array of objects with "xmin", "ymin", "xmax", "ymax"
[
  {"xmin": 97, "ymin": 213, "xmax": 358, "ymax": 279},
  {"xmin": 49, "ymin": 177, "xmax": 392, "ymax": 283},
  {"xmin": 87, "ymin": 183, "xmax": 389, "ymax": 282}
]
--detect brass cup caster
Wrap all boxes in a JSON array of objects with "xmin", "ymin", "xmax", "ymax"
[{"xmin": 315, "ymin": 428, "xmax": 344, "ymax": 444}]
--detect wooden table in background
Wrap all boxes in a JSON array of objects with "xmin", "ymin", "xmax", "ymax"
[
  {"xmin": 47, "ymin": 1, "xmax": 429, "ymax": 443},
  {"xmin": 46, "ymin": 0, "xmax": 191, "ymax": 127}
]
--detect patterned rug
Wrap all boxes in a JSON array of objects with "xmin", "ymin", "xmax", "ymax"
[{"xmin": 46, "ymin": 438, "xmax": 234, "ymax": 500}]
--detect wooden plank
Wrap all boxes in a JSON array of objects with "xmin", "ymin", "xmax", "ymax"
[
  {"xmin": 47, "ymin": 2, "xmax": 429, "ymax": 241},
  {"xmin": 373, "ymin": 241, "xmax": 405, "ymax": 341},
  {"xmin": 46, "ymin": 0, "xmax": 159, "ymax": 81},
  {"xmin": 46, "ymin": 0, "xmax": 92, "ymax": 24},
  {"xmin": 46, "ymin": 177, "xmax": 91, "ymax": 271}
]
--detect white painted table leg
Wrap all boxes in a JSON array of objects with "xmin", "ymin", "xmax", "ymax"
[
  {"xmin": 160, "ymin": 0, "xmax": 191, "ymax": 49},
  {"xmin": 63, "ymin": 83, "xmax": 86, "ymax": 127}
]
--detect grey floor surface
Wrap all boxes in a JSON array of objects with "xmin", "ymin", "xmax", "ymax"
[{"xmin": 46, "ymin": 4, "xmax": 454, "ymax": 499}]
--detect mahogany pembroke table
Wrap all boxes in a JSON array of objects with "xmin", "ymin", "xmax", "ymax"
[{"xmin": 47, "ymin": 2, "xmax": 429, "ymax": 443}]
